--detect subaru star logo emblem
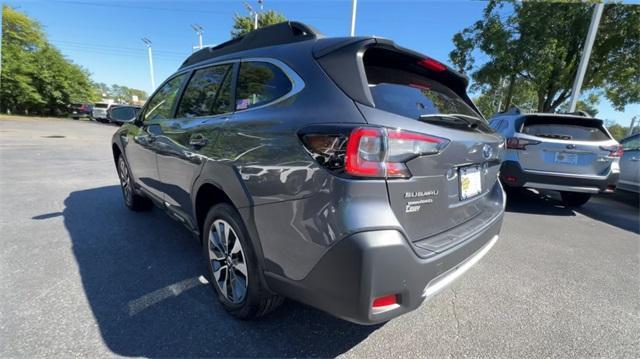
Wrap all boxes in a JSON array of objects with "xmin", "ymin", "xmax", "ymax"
[{"xmin": 482, "ymin": 144, "xmax": 493, "ymax": 160}]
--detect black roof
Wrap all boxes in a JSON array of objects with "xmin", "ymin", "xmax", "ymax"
[{"xmin": 180, "ymin": 21, "xmax": 324, "ymax": 69}]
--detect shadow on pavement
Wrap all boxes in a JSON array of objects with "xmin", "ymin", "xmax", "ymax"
[
  {"xmin": 505, "ymin": 188, "xmax": 576, "ymax": 216},
  {"xmin": 57, "ymin": 185, "xmax": 379, "ymax": 357},
  {"xmin": 506, "ymin": 188, "xmax": 639, "ymax": 234},
  {"xmin": 577, "ymin": 191, "xmax": 640, "ymax": 234}
]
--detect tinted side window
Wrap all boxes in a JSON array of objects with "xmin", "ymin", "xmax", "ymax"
[
  {"xmin": 144, "ymin": 73, "xmax": 188, "ymax": 121},
  {"xmin": 235, "ymin": 62, "xmax": 292, "ymax": 110},
  {"xmin": 111, "ymin": 107, "xmax": 136, "ymax": 120},
  {"xmin": 177, "ymin": 64, "xmax": 232, "ymax": 118},
  {"xmin": 622, "ymin": 135, "xmax": 640, "ymax": 151}
]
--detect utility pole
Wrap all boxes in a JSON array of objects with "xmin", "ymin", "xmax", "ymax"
[
  {"xmin": 568, "ymin": 3, "xmax": 604, "ymax": 112},
  {"xmin": 257, "ymin": 0, "xmax": 263, "ymax": 29},
  {"xmin": 244, "ymin": 2, "xmax": 257, "ymax": 30},
  {"xmin": 629, "ymin": 116, "xmax": 638, "ymax": 136},
  {"xmin": 350, "ymin": 0, "xmax": 357, "ymax": 36},
  {"xmin": 191, "ymin": 24, "xmax": 204, "ymax": 50},
  {"xmin": 142, "ymin": 38, "xmax": 155, "ymax": 91}
]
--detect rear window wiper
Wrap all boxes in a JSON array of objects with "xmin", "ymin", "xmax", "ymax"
[{"xmin": 418, "ymin": 114, "xmax": 486, "ymax": 130}]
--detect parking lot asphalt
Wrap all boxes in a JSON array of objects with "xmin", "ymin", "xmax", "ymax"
[{"xmin": 1, "ymin": 117, "xmax": 638, "ymax": 358}]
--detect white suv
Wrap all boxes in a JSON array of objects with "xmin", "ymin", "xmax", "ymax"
[{"xmin": 490, "ymin": 109, "xmax": 622, "ymax": 207}]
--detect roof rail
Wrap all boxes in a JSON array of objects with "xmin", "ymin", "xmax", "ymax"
[{"xmin": 180, "ymin": 21, "xmax": 323, "ymax": 69}]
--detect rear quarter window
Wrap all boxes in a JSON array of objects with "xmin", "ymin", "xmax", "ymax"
[{"xmin": 235, "ymin": 62, "xmax": 292, "ymax": 110}]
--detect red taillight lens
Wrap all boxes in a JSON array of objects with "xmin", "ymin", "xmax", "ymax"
[
  {"xmin": 506, "ymin": 137, "xmax": 540, "ymax": 150},
  {"xmin": 345, "ymin": 127, "xmax": 385, "ymax": 176},
  {"xmin": 600, "ymin": 144, "xmax": 623, "ymax": 157},
  {"xmin": 418, "ymin": 58, "xmax": 447, "ymax": 72},
  {"xmin": 372, "ymin": 294, "xmax": 398, "ymax": 308},
  {"xmin": 345, "ymin": 127, "xmax": 449, "ymax": 178}
]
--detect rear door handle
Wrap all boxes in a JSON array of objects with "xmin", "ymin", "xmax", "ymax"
[{"xmin": 189, "ymin": 133, "xmax": 208, "ymax": 148}]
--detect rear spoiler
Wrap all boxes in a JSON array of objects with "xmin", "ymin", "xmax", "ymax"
[{"xmin": 312, "ymin": 37, "xmax": 475, "ymax": 113}]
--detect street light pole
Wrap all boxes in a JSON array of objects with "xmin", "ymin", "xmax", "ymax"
[
  {"xmin": 350, "ymin": 0, "xmax": 357, "ymax": 36},
  {"xmin": 191, "ymin": 24, "xmax": 204, "ymax": 50},
  {"xmin": 568, "ymin": 3, "xmax": 604, "ymax": 112},
  {"xmin": 142, "ymin": 38, "xmax": 155, "ymax": 91}
]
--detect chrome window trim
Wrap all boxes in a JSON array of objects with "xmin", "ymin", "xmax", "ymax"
[
  {"xmin": 178, "ymin": 57, "xmax": 305, "ymax": 114},
  {"xmin": 144, "ymin": 57, "xmax": 304, "ymax": 122}
]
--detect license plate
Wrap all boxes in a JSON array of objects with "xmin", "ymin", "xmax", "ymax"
[
  {"xmin": 72, "ymin": 111, "xmax": 77, "ymax": 114},
  {"xmin": 555, "ymin": 152, "xmax": 578, "ymax": 165},
  {"xmin": 459, "ymin": 165, "xmax": 482, "ymax": 200}
]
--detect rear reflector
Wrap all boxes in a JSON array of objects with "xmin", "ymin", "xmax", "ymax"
[
  {"xmin": 418, "ymin": 58, "xmax": 447, "ymax": 72},
  {"xmin": 372, "ymin": 294, "xmax": 398, "ymax": 308},
  {"xmin": 503, "ymin": 175, "xmax": 517, "ymax": 184}
]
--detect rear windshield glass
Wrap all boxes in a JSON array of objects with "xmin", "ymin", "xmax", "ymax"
[
  {"xmin": 94, "ymin": 103, "xmax": 109, "ymax": 108},
  {"xmin": 521, "ymin": 116, "xmax": 611, "ymax": 141},
  {"xmin": 365, "ymin": 67, "xmax": 478, "ymax": 119}
]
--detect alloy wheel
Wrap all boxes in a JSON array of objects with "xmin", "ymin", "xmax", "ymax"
[
  {"xmin": 208, "ymin": 219, "xmax": 248, "ymax": 304},
  {"xmin": 118, "ymin": 157, "xmax": 132, "ymax": 205}
]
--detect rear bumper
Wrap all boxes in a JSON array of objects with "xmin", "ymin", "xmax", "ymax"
[
  {"xmin": 266, "ymin": 209, "xmax": 503, "ymax": 325},
  {"xmin": 500, "ymin": 160, "xmax": 618, "ymax": 193}
]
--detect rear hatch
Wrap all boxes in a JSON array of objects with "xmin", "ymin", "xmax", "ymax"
[
  {"xmin": 512, "ymin": 115, "xmax": 617, "ymax": 176},
  {"xmin": 314, "ymin": 42, "xmax": 504, "ymax": 250},
  {"xmin": 93, "ymin": 103, "xmax": 109, "ymax": 116}
]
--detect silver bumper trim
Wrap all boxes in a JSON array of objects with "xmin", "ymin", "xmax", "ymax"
[
  {"xmin": 523, "ymin": 182, "xmax": 600, "ymax": 193},
  {"xmin": 423, "ymin": 235, "xmax": 499, "ymax": 298}
]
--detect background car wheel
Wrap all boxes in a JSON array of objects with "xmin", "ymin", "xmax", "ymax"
[
  {"xmin": 203, "ymin": 203, "xmax": 283, "ymax": 319},
  {"xmin": 117, "ymin": 155, "xmax": 152, "ymax": 211},
  {"xmin": 560, "ymin": 192, "xmax": 591, "ymax": 207}
]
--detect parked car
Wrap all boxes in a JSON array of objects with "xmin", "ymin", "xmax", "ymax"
[
  {"xmin": 490, "ymin": 109, "xmax": 622, "ymax": 207},
  {"xmin": 107, "ymin": 105, "xmax": 141, "ymax": 125},
  {"xmin": 92, "ymin": 102, "xmax": 112, "ymax": 123},
  {"xmin": 68, "ymin": 103, "xmax": 93, "ymax": 119},
  {"xmin": 618, "ymin": 133, "xmax": 640, "ymax": 193},
  {"xmin": 110, "ymin": 21, "xmax": 505, "ymax": 324}
]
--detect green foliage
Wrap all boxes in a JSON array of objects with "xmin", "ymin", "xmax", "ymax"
[
  {"xmin": 605, "ymin": 121, "xmax": 628, "ymax": 141},
  {"xmin": 450, "ymin": 1, "xmax": 640, "ymax": 114},
  {"xmin": 1, "ymin": 5, "xmax": 97, "ymax": 115},
  {"xmin": 231, "ymin": 10, "xmax": 286, "ymax": 38},
  {"xmin": 95, "ymin": 82, "xmax": 147, "ymax": 104}
]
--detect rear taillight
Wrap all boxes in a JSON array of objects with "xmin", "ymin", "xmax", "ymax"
[
  {"xmin": 506, "ymin": 137, "xmax": 540, "ymax": 150},
  {"xmin": 301, "ymin": 126, "xmax": 449, "ymax": 179},
  {"xmin": 345, "ymin": 127, "xmax": 448, "ymax": 178},
  {"xmin": 600, "ymin": 144, "xmax": 623, "ymax": 157}
]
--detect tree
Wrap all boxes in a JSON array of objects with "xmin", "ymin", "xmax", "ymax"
[
  {"xmin": 92, "ymin": 83, "xmax": 147, "ymax": 104},
  {"xmin": 605, "ymin": 121, "xmax": 628, "ymax": 141},
  {"xmin": 231, "ymin": 10, "xmax": 286, "ymax": 38},
  {"xmin": 449, "ymin": 1, "xmax": 640, "ymax": 113},
  {"xmin": 1, "ymin": 5, "xmax": 97, "ymax": 115}
]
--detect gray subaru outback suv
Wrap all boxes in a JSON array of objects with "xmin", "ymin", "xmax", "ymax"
[{"xmin": 110, "ymin": 22, "xmax": 505, "ymax": 324}]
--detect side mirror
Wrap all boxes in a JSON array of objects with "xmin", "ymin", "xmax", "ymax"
[{"xmin": 108, "ymin": 106, "xmax": 139, "ymax": 124}]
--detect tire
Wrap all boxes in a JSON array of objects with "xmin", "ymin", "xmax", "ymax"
[
  {"xmin": 203, "ymin": 203, "xmax": 283, "ymax": 319},
  {"xmin": 116, "ymin": 155, "xmax": 152, "ymax": 211},
  {"xmin": 72, "ymin": 116, "xmax": 79, "ymax": 120},
  {"xmin": 560, "ymin": 191, "xmax": 591, "ymax": 207}
]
